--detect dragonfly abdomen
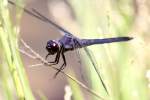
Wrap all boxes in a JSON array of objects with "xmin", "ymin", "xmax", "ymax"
[{"xmin": 80, "ymin": 37, "xmax": 133, "ymax": 47}]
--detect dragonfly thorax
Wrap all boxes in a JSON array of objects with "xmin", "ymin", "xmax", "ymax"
[{"xmin": 46, "ymin": 40, "xmax": 60, "ymax": 55}]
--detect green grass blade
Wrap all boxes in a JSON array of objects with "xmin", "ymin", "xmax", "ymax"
[{"xmin": 0, "ymin": 0, "xmax": 35, "ymax": 99}]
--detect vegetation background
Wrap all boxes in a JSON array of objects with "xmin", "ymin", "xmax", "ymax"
[{"xmin": 0, "ymin": 0, "xmax": 150, "ymax": 100}]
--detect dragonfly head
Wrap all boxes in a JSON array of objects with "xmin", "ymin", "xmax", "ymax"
[{"xmin": 46, "ymin": 40, "xmax": 59, "ymax": 55}]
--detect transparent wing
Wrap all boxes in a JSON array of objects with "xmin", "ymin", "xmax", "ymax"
[
  {"xmin": 8, "ymin": 0, "xmax": 72, "ymax": 37},
  {"xmin": 31, "ymin": 9, "xmax": 73, "ymax": 37},
  {"xmin": 73, "ymin": 46, "xmax": 108, "ymax": 94},
  {"xmin": 83, "ymin": 47, "xmax": 108, "ymax": 94}
]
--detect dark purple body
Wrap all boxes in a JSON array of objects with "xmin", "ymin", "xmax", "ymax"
[{"xmin": 58, "ymin": 34, "xmax": 132, "ymax": 52}]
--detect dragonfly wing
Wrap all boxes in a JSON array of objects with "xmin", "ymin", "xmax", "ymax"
[
  {"xmin": 8, "ymin": 2, "xmax": 73, "ymax": 37},
  {"xmin": 58, "ymin": 30, "xmax": 73, "ymax": 37},
  {"xmin": 83, "ymin": 47, "xmax": 109, "ymax": 94},
  {"xmin": 31, "ymin": 9, "xmax": 74, "ymax": 36}
]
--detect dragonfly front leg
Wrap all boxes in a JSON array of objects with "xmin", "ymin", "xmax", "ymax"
[
  {"xmin": 49, "ymin": 50, "xmax": 61, "ymax": 65},
  {"xmin": 45, "ymin": 46, "xmax": 63, "ymax": 65},
  {"xmin": 45, "ymin": 53, "xmax": 50, "ymax": 60}
]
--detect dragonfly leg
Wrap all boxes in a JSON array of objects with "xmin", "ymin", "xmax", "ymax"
[
  {"xmin": 46, "ymin": 46, "xmax": 63, "ymax": 65},
  {"xmin": 54, "ymin": 48, "xmax": 66, "ymax": 78},
  {"xmin": 45, "ymin": 53, "xmax": 50, "ymax": 60},
  {"xmin": 48, "ymin": 53, "xmax": 60, "ymax": 64},
  {"xmin": 48, "ymin": 46, "xmax": 63, "ymax": 65},
  {"xmin": 53, "ymin": 63, "xmax": 65, "ymax": 78},
  {"xmin": 61, "ymin": 51, "xmax": 67, "ymax": 70}
]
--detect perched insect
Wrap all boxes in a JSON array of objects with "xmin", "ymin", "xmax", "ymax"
[{"xmin": 45, "ymin": 34, "xmax": 132, "ymax": 75}]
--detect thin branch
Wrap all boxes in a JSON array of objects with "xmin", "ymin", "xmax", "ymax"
[
  {"xmin": 29, "ymin": 63, "xmax": 44, "ymax": 68},
  {"xmin": 19, "ymin": 39, "xmax": 105, "ymax": 100},
  {"xmin": 19, "ymin": 49, "xmax": 36, "ymax": 59}
]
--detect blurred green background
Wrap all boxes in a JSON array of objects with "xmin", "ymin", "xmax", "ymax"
[{"xmin": 0, "ymin": 0, "xmax": 150, "ymax": 100}]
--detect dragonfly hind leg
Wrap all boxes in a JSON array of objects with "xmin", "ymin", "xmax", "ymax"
[
  {"xmin": 54, "ymin": 49, "xmax": 66, "ymax": 78},
  {"xmin": 54, "ymin": 63, "xmax": 66, "ymax": 78}
]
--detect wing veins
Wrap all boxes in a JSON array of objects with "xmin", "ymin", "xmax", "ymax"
[{"xmin": 9, "ymin": 0, "xmax": 72, "ymax": 35}]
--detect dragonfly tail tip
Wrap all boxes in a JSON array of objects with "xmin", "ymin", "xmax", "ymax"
[{"xmin": 128, "ymin": 37, "xmax": 133, "ymax": 40}]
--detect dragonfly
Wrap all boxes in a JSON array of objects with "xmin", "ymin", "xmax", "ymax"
[
  {"xmin": 31, "ymin": 9, "xmax": 133, "ymax": 77},
  {"xmin": 9, "ymin": 0, "xmax": 132, "ymax": 94}
]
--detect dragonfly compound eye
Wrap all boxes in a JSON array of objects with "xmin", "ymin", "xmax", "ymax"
[{"xmin": 46, "ymin": 40, "xmax": 59, "ymax": 55}]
